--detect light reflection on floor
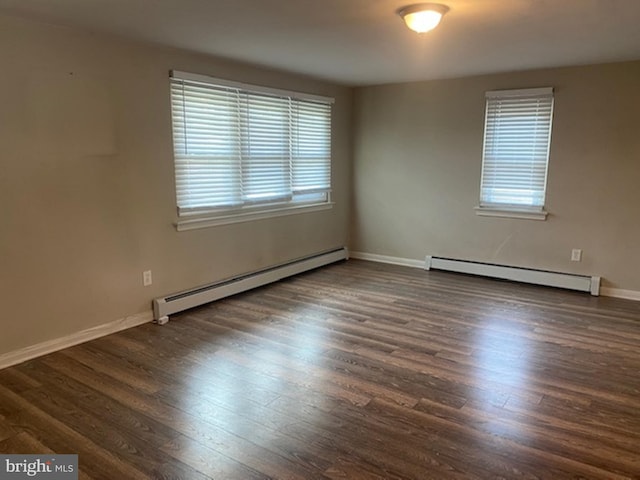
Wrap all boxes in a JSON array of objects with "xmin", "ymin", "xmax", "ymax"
[
  {"xmin": 176, "ymin": 307, "xmax": 331, "ymax": 452},
  {"xmin": 469, "ymin": 311, "xmax": 534, "ymax": 439}
]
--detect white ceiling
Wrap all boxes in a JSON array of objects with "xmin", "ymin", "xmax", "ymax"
[{"xmin": 1, "ymin": 0, "xmax": 640, "ymax": 85}]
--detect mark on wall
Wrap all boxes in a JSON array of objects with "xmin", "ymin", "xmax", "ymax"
[{"xmin": 27, "ymin": 70, "xmax": 117, "ymax": 158}]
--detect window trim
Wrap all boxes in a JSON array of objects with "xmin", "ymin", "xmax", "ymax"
[
  {"xmin": 176, "ymin": 198, "xmax": 334, "ymax": 231},
  {"xmin": 169, "ymin": 70, "xmax": 334, "ymax": 230},
  {"xmin": 476, "ymin": 87, "xmax": 554, "ymax": 220},
  {"xmin": 172, "ymin": 71, "xmax": 334, "ymax": 105},
  {"xmin": 474, "ymin": 205, "xmax": 548, "ymax": 221}
]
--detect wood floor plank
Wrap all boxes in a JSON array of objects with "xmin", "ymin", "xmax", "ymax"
[
  {"xmin": 0, "ymin": 414, "xmax": 17, "ymax": 443},
  {"xmin": 209, "ymin": 346, "xmax": 373, "ymax": 407},
  {"xmin": 5, "ymin": 407, "xmax": 149, "ymax": 479},
  {"xmin": 0, "ymin": 259, "xmax": 639, "ymax": 479},
  {"xmin": 367, "ymin": 397, "xmax": 629, "ymax": 480},
  {"xmin": 160, "ymin": 434, "xmax": 268, "ymax": 480},
  {"xmin": 0, "ymin": 427, "xmax": 96, "ymax": 480}
]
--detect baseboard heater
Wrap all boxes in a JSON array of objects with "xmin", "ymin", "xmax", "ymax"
[
  {"xmin": 153, "ymin": 247, "xmax": 348, "ymax": 325},
  {"xmin": 425, "ymin": 256, "xmax": 600, "ymax": 296}
]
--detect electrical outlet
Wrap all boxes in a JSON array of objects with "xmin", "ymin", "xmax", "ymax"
[
  {"xmin": 143, "ymin": 270, "xmax": 153, "ymax": 286},
  {"xmin": 571, "ymin": 249, "xmax": 582, "ymax": 262}
]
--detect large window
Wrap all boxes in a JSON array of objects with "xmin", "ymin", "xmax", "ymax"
[
  {"xmin": 170, "ymin": 71, "xmax": 333, "ymax": 229},
  {"xmin": 477, "ymin": 87, "xmax": 554, "ymax": 220}
]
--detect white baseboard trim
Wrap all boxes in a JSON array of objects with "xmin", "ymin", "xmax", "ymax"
[
  {"xmin": 349, "ymin": 251, "xmax": 424, "ymax": 269},
  {"xmin": 600, "ymin": 288, "xmax": 640, "ymax": 301},
  {"xmin": 0, "ymin": 310, "xmax": 153, "ymax": 370}
]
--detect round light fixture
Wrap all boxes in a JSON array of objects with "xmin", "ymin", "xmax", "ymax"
[{"xmin": 397, "ymin": 3, "xmax": 450, "ymax": 33}]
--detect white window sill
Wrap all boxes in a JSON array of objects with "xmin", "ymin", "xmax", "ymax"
[
  {"xmin": 474, "ymin": 206, "xmax": 548, "ymax": 221},
  {"xmin": 176, "ymin": 202, "xmax": 334, "ymax": 231}
]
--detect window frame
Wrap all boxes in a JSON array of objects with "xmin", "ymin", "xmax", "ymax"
[
  {"xmin": 169, "ymin": 70, "xmax": 334, "ymax": 231},
  {"xmin": 476, "ymin": 87, "xmax": 554, "ymax": 221}
]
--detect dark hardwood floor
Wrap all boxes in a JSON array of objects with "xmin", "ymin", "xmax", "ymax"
[{"xmin": 1, "ymin": 259, "xmax": 640, "ymax": 479}]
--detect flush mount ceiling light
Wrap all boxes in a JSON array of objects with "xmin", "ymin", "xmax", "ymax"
[{"xmin": 397, "ymin": 3, "xmax": 450, "ymax": 33}]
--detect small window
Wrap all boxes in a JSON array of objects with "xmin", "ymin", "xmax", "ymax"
[
  {"xmin": 477, "ymin": 87, "xmax": 554, "ymax": 220},
  {"xmin": 170, "ymin": 71, "xmax": 333, "ymax": 229}
]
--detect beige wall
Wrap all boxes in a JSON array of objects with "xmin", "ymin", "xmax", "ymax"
[
  {"xmin": 352, "ymin": 61, "xmax": 640, "ymax": 291},
  {"xmin": 0, "ymin": 14, "xmax": 351, "ymax": 356}
]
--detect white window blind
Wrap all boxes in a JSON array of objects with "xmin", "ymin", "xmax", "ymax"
[
  {"xmin": 480, "ymin": 87, "xmax": 554, "ymax": 210},
  {"xmin": 170, "ymin": 71, "xmax": 332, "ymax": 215}
]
